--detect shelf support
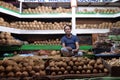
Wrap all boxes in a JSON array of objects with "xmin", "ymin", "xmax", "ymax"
[
  {"xmin": 71, "ymin": 0, "xmax": 77, "ymax": 35},
  {"xmin": 19, "ymin": 1, "xmax": 22, "ymax": 13}
]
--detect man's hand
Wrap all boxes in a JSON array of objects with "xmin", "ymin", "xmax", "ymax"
[
  {"xmin": 66, "ymin": 47, "xmax": 72, "ymax": 51},
  {"xmin": 72, "ymin": 49, "xmax": 79, "ymax": 53}
]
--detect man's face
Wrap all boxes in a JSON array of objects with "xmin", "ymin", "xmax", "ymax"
[{"xmin": 64, "ymin": 26, "xmax": 71, "ymax": 35}]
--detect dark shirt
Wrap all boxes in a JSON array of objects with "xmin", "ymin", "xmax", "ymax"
[{"xmin": 61, "ymin": 35, "xmax": 79, "ymax": 49}]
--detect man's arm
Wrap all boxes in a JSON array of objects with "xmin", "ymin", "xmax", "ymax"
[
  {"xmin": 62, "ymin": 43, "xmax": 72, "ymax": 50},
  {"xmin": 62, "ymin": 43, "xmax": 66, "ymax": 48},
  {"xmin": 75, "ymin": 42, "xmax": 79, "ymax": 51},
  {"xmin": 72, "ymin": 42, "xmax": 79, "ymax": 52}
]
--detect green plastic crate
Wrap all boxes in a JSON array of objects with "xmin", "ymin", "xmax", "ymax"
[
  {"xmin": 0, "ymin": 45, "xmax": 92, "ymax": 51},
  {"xmin": 80, "ymin": 45, "xmax": 92, "ymax": 50}
]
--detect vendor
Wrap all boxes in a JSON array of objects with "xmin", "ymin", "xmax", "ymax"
[{"xmin": 61, "ymin": 25, "xmax": 83, "ymax": 57}]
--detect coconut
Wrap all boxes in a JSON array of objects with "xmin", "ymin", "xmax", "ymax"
[
  {"xmin": 86, "ymin": 70, "xmax": 91, "ymax": 74},
  {"xmin": 40, "ymin": 70, "xmax": 46, "ymax": 76},
  {"xmin": 104, "ymin": 68, "xmax": 109, "ymax": 73},
  {"xmin": 33, "ymin": 66, "xmax": 40, "ymax": 72},
  {"xmin": 98, "ymin": 64, "xmax": 104, "ymax": 69},
  {"xmin": 93, "ymin": 69, "xmax": 98, "ymax": 73},
  {"xmin": 64, "ymin": 70, "xmax": 68, "ymax": 74},
  {"xmin": 15, "ymin": 71, "xmax": 22, "ymax": 77},
  {"xmin": 89, "ymin": 60, "xmax": 96, "ymax": 66},
  {"xmin": 58, "ymin": 71, "xmax": 62, "ymax": 75},
  {"xmin": 82, "ymin": 70, "xmax": 86, "ymax": 74},
  {"xmin": 0, "ymin": 66, "xmax": 5, "ymax": 72},
  {"xmin": 51, "ymin": 72, "xmax": 56, "ymax": 76},
  {"xmin": 6, "ymin": 66, "xmax": 13, "ymax": 72},
  {"xmin": 70, "ymin": 70, "xmax": 75, "ymax": 74},
  {"xmin": 76, "ymin": 71, "xmax": 80, "ymax": 74},
  {"xmin": 22, "ymin": 71, "xmax": 29, "ymax": 77},
  {"xmin": 29, "ymin": 70, "xmax": 35, "ymax": 76},
  {"xmin": 7, "ymin": 72, "xmax": 14, "ymax": 77}
]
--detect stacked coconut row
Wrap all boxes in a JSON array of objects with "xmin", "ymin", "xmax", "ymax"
[
  {"xmin": 0, "ymin": 1, "xmax": 71, "ymax": 14},
  {"xmin": 0, "ymin": 1, "xmax": 120, "ymax": 14},
  {"xmin": 47, "ymin": 57, "xmax": 109, "ymax": 75},
  {"xmin": 0, "ymin": 1, "xmax": 18, "ymax": 12},
  {"xmin": 77, "ymin": 8, "xmax": 120, "ymax": 14},
  {"xmin": 9, "ymin": 21, "xmax": 71, "ymax": 30},
  {"xmin": 23, "ymin": 6, "xmax": 71, "ymax": 14},
  {"xmin": 0, "ymin": 57, "xmax": 46, "ymax": 79},
  {"xmin": 0, "ymin": 32, "xmax": 23, "ymax": 45},
  {"xmin": 0, "ymin": 57, "xmax": 109, "ymax": 79},
  {"xmin": 32, "ymin": 38, "xmax": 61, "ymax": 45},
  {"xmin": 0, "ymin": 18, "xmax": 9, "ymax": 27},
  {"xmin": 76, "ymin": 21, "xmax": 120, "ymax": 29},
  {"xmin": 0, "ymin": 18, "xmax": 71, "ymax": 30},
  {"xmin": 94, "ymin": 8, "xmax": 120, "ymax": 13},
  {"xmin": 1, "ymin": 17, "xmax": 120, "ymax": 30}
]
